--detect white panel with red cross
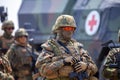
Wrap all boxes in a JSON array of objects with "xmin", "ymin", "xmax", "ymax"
[{"xmin": 85, "ymin": 10, "xmax": 100, "ymax": 36}]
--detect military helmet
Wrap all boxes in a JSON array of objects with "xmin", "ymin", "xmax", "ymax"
[
  {"xmin": 52, "ymin": 15, "xmax": 77, "ymax": 33},
  {"xmin": 1, "ymin": 20, "xmax": 14, "ymax": 30},
  {"xmin": 15, "ymin": 28, "xmax": 28, "ymax": 38}
]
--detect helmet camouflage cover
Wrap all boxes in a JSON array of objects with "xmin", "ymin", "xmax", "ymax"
[
  {"xmin": 15, "ymin": 28, "xmax": 28, "ymax": 38},
  {"xmin": 52, "ymin": 15, "xmax": 77, "ymax": 33},
  {"xmin": 2, "ymin": 20, "xmax": 14, "ymax": 30}
]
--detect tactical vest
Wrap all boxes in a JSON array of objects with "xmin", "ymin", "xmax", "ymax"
[
  {"xmin": 47, "ymin": 39, "xmax": 82, "ymax": 57},
  {"xmin": 9, "ymin": 43, "xmax": 33, "ymax": 79},
  {"xmin": 48, "ymin": 39, "xmax": 83, "ymax": 74},
  {"xmin": 44, "ymin": 39, "xmax": 97, "ymax": 80}
]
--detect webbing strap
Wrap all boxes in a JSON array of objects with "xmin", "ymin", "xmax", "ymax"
[{"xmin": 57, "ymin": 40, "xmax": 71, "ymax": 54}]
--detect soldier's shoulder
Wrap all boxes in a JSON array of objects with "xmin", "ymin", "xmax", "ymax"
[
  {"xmin": 71, "ymin": 39, "xmax": 83, "ymax": 48},
  {"xmin": 9, "ymin": 43, "xmax": 17, "ymax": 50},
  {"xmin": 41, "ymin": 39, "xmax": 56, "ymax": 51}
]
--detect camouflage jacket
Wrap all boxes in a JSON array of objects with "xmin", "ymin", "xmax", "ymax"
[
  {"xmin": 102, "ymin": 48, "xmax": 120, "ymax": 80},
  {"xmin": 5, "ymin": 42, "xmax": 38, "ymax": 79},
  {"xmin": 0, "ymin": 56, "xmax": 14, "ymax": 80},
  {"xmin": 0, "ymin": 71, "xmax": 14, "ymax": 80},
  {"xmin": 35, "ymin": 39, "xmax": 98, "ymax": 80}
]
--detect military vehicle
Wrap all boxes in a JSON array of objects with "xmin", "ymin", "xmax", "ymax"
[
  {"xmin": 18, "ymin": 0, "xmax": 77, "ymax": 51},
  {"xmin": 18, "ymin": 0, "xmax": 120, "ymax": 79}
]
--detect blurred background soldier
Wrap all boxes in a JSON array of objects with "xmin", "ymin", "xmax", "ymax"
[
  {"xmin": 102, "ymin": 29, "xmax": 120, "ymax": 80},
  {"xmin": 0, "ymin": 20, "xmax": 14, "ymax": 56},
  {"xmin": 35, "ymin": 15, "xmax": 98, "ymax": 80},
  {"xmin": 0, "ymin": 20, "xmax": 15, "ymax": 80},
  {"xmin": 5, "ymin": 28, "xmax": 39, "ymax": 80}
]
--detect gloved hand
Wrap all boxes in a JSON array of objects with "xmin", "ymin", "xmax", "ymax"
[
  {"xmin": 74, "ymin": 61, "xmax": 87, "ymax": 73},
  {"xmin": 63, "ymin": 56, "xmax": 73, "ymax": 65},
  {"xmin": 71, "ymin": 57, "xmax": 79, "ymax": 65},
  {"xmin": 63, "ymin": 57, "xmax": 79, "ymax": 66}
]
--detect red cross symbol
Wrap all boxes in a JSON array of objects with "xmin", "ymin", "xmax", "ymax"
[{"xmin": 88, "ymin": 15, "xmax": 97, "ymax": 31}]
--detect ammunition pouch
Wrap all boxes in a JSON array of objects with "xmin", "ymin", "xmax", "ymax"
[
  {"xmin": 14, "ymin": 64, "xmax": 32, "ymax": 78},
  {"xmin": 15, "ymin": 69, "xmax": 31, "ymax": 78},
  {"xmin": 45, "ymin": 66, "xmax": 73, "ymax": 79},
  {"xmin": 58, "ymin": 66, "xmax": 73, "ymax": 77}
]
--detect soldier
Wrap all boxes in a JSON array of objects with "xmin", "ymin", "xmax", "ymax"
[
  {"xmin": 35, "ymin": 15, "xmax": 98, "ymax": 80},
  {"xmin": 0, "ymin": 20, "xmax": 14, "ymax": 55},
  {"xmin": 5, "ymin": 28, "xmax": 39, "ymax": 80},
  {"xmin": 102, "ymin": 29, "xmax": 120, "ymax": 80}
]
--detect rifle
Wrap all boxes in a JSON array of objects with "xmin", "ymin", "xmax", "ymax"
[
  {"xmin": 102, "ymin": 40, "xmax": 120, "ymax": 79},
  {"xmin": 69, "ymin": 57, "xmax": 88, "ymax": 80},
  {"xmin": 27, "ymin": 39, "xmax": 39, "ymax": 80}
]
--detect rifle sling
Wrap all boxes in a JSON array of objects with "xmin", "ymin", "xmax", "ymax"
[{"xmin": 57, "ymin": 40, "xmax": 71, "ymax": 54}]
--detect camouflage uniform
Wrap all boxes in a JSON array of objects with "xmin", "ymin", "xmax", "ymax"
[
  {"xmin": 102, "ymin": 29, "xmax": 120, "ymax": 80},
  {"xmin": 102, "ymin": 48, "xmax": 120, "ymax": 80},
  {"xmin": 0, "ymin": 20, "xmax": 14, "ymax": 55},
  {"xmin": 35, "ymin": 15, "xmax": 98, "ymax": 80},
  {"xmin": 0, "ymin": 20, "xmax": 14, "ymax": 80},
  {"xmin": 0, "ymin": 56, "xmax": 14, "ymax": 80},
  {"xmin": 5, "ymin": 28, "xmax": 38, "ymax": 80}
]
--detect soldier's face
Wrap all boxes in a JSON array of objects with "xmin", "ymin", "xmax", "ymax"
[
  {"xmin": 5, "ymin": 26, "xmax": 14, "ymax": 35},
  {"xmin": 60, "ymin": 26, "xmax": 75, "ymax": 40},
  {"xmin": 17, "ymin": 36, "xmax": 27, "ymax": 44}
]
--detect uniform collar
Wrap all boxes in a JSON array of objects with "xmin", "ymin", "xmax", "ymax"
[{"xmin": 15, "ymin": 41, "xmax": 27, "ymax": 47}]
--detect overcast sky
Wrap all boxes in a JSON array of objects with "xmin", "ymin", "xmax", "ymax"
[{"xmin": 0, "ymin": 0, "xmax": 22, "ymax": 35}]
